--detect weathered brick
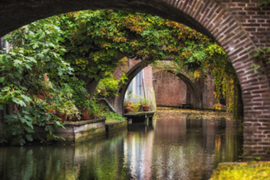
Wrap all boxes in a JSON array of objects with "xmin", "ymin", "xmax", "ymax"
[{"xmin": 1, "ymin": 0, "xmax": 270, "ymax": 160}]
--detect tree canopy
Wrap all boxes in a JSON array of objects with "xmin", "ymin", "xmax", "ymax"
[
  {"xmin": 0, "ymin": 9, "xmax": 239, "ymax": 145},
  {"xmin": 60, "ymin": 10, "xmax": 233, "ymax": 80}
]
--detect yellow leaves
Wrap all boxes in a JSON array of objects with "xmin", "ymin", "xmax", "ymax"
[
  {"xmin": 122, "ymin": 15, "xmax": 149, "ymax": 34},
  {"xmin": 211, "ymin": 162, "xmax": 270, "ymax": 180},
  {"xmin": 165, "ymin": 21, "xmax": 181, "ymax": 29},
  {"xmin": 118, "ymin": 57, "xmax": 128, "ymax": 67},
  {"xmin": 75, "ymin": 58, "xmax": 88, "ymax": 70},
  {"xmin": 101, "ymin": 42, "xmax": 112, "ymax": 49},
  {"xmin": 66, "ymin": 12, "xmax": 75, "ymax": 18},
  {"xmin": 164, "ymin": 45, "xmax": 178, "ymax": 53},
  {"xmin": 147, "ymin": 18, "xmax": 154, "ymax": 23},
  {"xmin": 136, "ymin": 50, "xmax": 143, "ymax": 56},
  {"xmin": 113, "ymin": 36, "xmax": 127, "ymax": 43},
  {"xmin": 107, "ymin": 9, "xmax": 114, "ymax": 13},
  {"xmin": 214, "ymin": 103, "xmax": 222, "ymax": 110},
  {"xmin": 177, "ymin": 32, "xmax": 183, "ymax": 40},
  {"xmin": 213, "ymin": 91, "xmax": 217, "ymax": 98},
  {"xmin": 193, "ymin": 69, "xmax": 201, "ymax": 80}
]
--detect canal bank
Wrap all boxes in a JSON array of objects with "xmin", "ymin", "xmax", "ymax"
[
  {"xmin": 210, "ymin": 162, "xmax": 270, "ymax": 180},
  {"xmin": 0, "ymin": 109, "xmax": 249, "ymax": 180},
  {"xmin": 105, "ymin": 119, "xmax": 127, "ymax": 135},
  {"xmin": 33, "ymin": 119, "xmax": 127, "ymax": 145}
]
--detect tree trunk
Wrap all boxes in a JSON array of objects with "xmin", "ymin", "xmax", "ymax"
[{"xmin": 85, "ymin": 71, "xmax": 105, "ymax": 98}]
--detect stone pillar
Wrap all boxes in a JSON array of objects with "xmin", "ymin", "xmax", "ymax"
[
  {"xmin": 201, "ymin": 72, "xmax": 216, "ymax": 109},
  {"xmin": 186, "ymin": 87, "xmax": 191, "ymax": 104},
  {"xmin": 144, "ymin": 65, "xmax": 157, "ymax": 110}
]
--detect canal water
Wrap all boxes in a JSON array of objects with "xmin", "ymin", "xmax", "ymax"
[{"xmin": 0, "ymin": 109, "xmax": 243, "ymax": 180}]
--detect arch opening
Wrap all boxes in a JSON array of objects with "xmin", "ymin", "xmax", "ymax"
[
  {"xmin": 152, "ymin": 70, "xmax": 202, "ymax": 109},
  {"xmin": 1, "ymin": 0, "xmax": 270, "ymax": 158}
]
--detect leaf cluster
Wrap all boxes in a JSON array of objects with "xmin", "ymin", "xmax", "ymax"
[{"xmin": 59, "ymin": 10, "xmax": 229, "ymax": 80}]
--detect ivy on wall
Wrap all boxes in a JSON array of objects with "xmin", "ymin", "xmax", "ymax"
[
  {"xmin": 153, "ymin": 60, "xmax": 242, "ymax": 118},
  {"xmin": 0, "ymin": 9, "xmax": 243, "ymax": 144}
]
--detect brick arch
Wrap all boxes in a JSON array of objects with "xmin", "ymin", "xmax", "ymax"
[
  {"xmin": 110, "ymin": 61, "xmax": 203, "ymax": 113},
  {"xmin": 1, "ymin": 0, "xmax": 270, "ymax": 158},
  {"xmin": 152, "ymin": 70, "xmax": 203, "ymax": 108},
  {"xmin": 108, "ymin": 61, "xmax": 147, "ymax": 115}
]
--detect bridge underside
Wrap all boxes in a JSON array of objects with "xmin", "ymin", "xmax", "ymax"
[{"xmin": 1, "ymin": 0, "xmax": 270, "ymax": 159}]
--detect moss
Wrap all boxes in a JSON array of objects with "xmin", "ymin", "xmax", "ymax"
[
  {"xmin": 75, "ymin": 128, "xmax": 106, "ymax": 143},
  {"xmin": 210, "ymin": 162, "xmax": 270, "ymax": 180},
  {"xmin": 105, "ymin": 119, "xmax": 124, "ymax": 124},
  {"xmin": 105, "ymin": 120, "xmax": 127, "ymax": 134}
]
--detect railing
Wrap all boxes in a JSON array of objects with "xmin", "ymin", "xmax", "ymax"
[{"xmin": 97, "ymin": 98, "xmax": 116, "ymax": 113}]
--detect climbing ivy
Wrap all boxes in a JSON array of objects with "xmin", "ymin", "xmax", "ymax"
[
  {"xmin": 153, "ymin": 58, "xmax": 240, "ymax": 116},
  {"xmin": 0, "ymin": 9, "xmax": 243, "ymax": 144},
  {"xmin": 0, "ymin": 16, "xmax": 70, "ymax": 144},
  {"xmin": 248, "ymin": 47, "xmax": 270, "ymax": 72},
  {"xmin": 59, "ymin": 10, "xmax": 228, "ymax": 83}
]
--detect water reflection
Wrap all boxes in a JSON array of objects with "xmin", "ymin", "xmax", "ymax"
[
  {"xmin": 0, "ymin": 110, "xmax": 242, "ymax": 180},
  {"xmin": 125, "ymin": 111, "xmax": 242, "ymax": 180},
  {"xmin": 125, "ymin": 123, "xmax": 155, "ymax": 180},
  {"xmin": 0, "ymin": 130, "xmax": 129, "ymax": 180}
]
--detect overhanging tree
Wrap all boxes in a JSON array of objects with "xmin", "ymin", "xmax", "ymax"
[
  {"xmin": 0, "ymin": 9, "xmax": 241, "ymax": 145},
  {"xmin": 59, "ymin": 10, "xmax": 236, "ymax": 97}
]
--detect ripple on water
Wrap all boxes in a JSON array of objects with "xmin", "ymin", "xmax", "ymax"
[{"xmin": 0, "ymin": 109, "xmax": 242, "ymax": 180}]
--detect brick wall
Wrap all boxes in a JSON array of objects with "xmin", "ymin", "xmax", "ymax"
[
  {"xmin": 113, "ymin": 58, "xmax": 142, "ymax": 80},
  {"xmin": 217, "ymin": 0, "xmax": 270, "ymax": 97},
  {"xmin": 143, "ymin": 65, "xmax": 153, "ymax": 87},
  {"xmin": 217, "ymin": 0, "xmax": 270, "ymax": 48},
  {"xmin": 1, "ymin": 0, "xmax": 270, "ymax": 158},
  {"xmin": 153, "ymin": 71, "xmax": 187, "ymax": 106}
]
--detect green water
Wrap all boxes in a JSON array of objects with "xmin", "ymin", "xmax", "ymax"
[{"xmin": 0, "ymin": 110, "xmax": 242, "ymax": 180}]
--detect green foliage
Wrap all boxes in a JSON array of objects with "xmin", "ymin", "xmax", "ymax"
[
  {"xmin": 132, "ymin": 103, "xmax": 141, "ymax": 112},
  {"xmin": 59, "ymin": 10, "xmax": 228, "ymax": 81},
  {"xmin": 210, "ymin": 162, "xmax": 270, "ymax": 180},
  {"xmin": 248, "ymin": 47, "xmax": 270, "ymax": 72},
  {"xmin": 124, "ymin": 101, "xmax": 129, "ymax": 107},
  {"xmin": 2, "ymin": 102, "xmax": 64, "ymax": 145},
  {"xmin": 0, "ymin": 9, "xmax": 240, "ymax": 144},
  {"xmin": 80, "ymin": 98, "xmax": 104, "ymax": 119},
  {"xmin": 0, "ymin": 16, "xmax": 73, "ymax": 145},
  {"xmin": 95, "ymin": 57, "xmax": 128, "ymax": 97},
  {"xmin": 127, "ymin": 90, "xmax": 133, "ymax": 101},
  {"xmin": 104, "ymin": 112, "xmax": 126, "ymax": 121},
  {"xmin": 153, "ymin": 60, "xmax": 239, "ymax": 115},
  {"xmin": 142, "ymin": 98, "xmax": 150, "ymax": 106},
  {"xmin": 62, "ymin": 76, "xmax": 90, "ymax": 108},
  {"xmin": 96, "ymin": 72, "xmax": 120, "ymax": 97},
  {"xmin": 258, "ymin": 0, "xmax": 270, "ymax": 6}
]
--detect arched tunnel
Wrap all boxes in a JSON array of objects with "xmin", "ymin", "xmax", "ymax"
[{"xmin": 1, "ymin": 0, "xmax": 270, "ymax": 158}]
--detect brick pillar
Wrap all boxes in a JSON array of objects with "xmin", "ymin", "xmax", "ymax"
[
  {"xmin": 144, "ymin": 65, "xmax": 157, "ymax": 110},
  {"xmin": 186, "ymin": 87, "xmax": 191, "ymax": 104}
]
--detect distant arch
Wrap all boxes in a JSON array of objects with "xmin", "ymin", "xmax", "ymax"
[
  {"xmin": 1, "ymin": 0, "xmax": 270, "ymax": 158},
  {"xmin": 152, "ymin": 70, "xmax": 202, "ymax": 109},
  {"xmin": 108, "ymin": 60, "xmax": 202, "ymax": 114}
]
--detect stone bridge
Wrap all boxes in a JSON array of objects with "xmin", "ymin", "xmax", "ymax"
[
  {"xmin": 152, "ymin": 69, "xmax": 203, "ymax": 108},
  {"xmin": 111, "ymin": 60, "xmax": 218, "ymax": 113},
  {"xmin": 1, "ymin": 0, "xmax": 270, "ymax": 159},
  {"xmin": 109, "ymin": 60, "xmax": 203, "ymax": 113}
]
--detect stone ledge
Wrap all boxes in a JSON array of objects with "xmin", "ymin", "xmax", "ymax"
[
  {"xmin": 33, "ymin": 119, "xmax": 106, "ymax": 145},
  {"xmin": 65, "ymin": 118, "xmax": 106, "ymax": 126},
  {"xmin": 124, "ymin": 111, "xmax": 156, "ymax": 123},
  {"xmin": 105, "ymin": 120, "xmax": 127, "ymax": 134},
  {"xmin": 32, "ymin": 118, "xmax": 128, "ymax": 145}
]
